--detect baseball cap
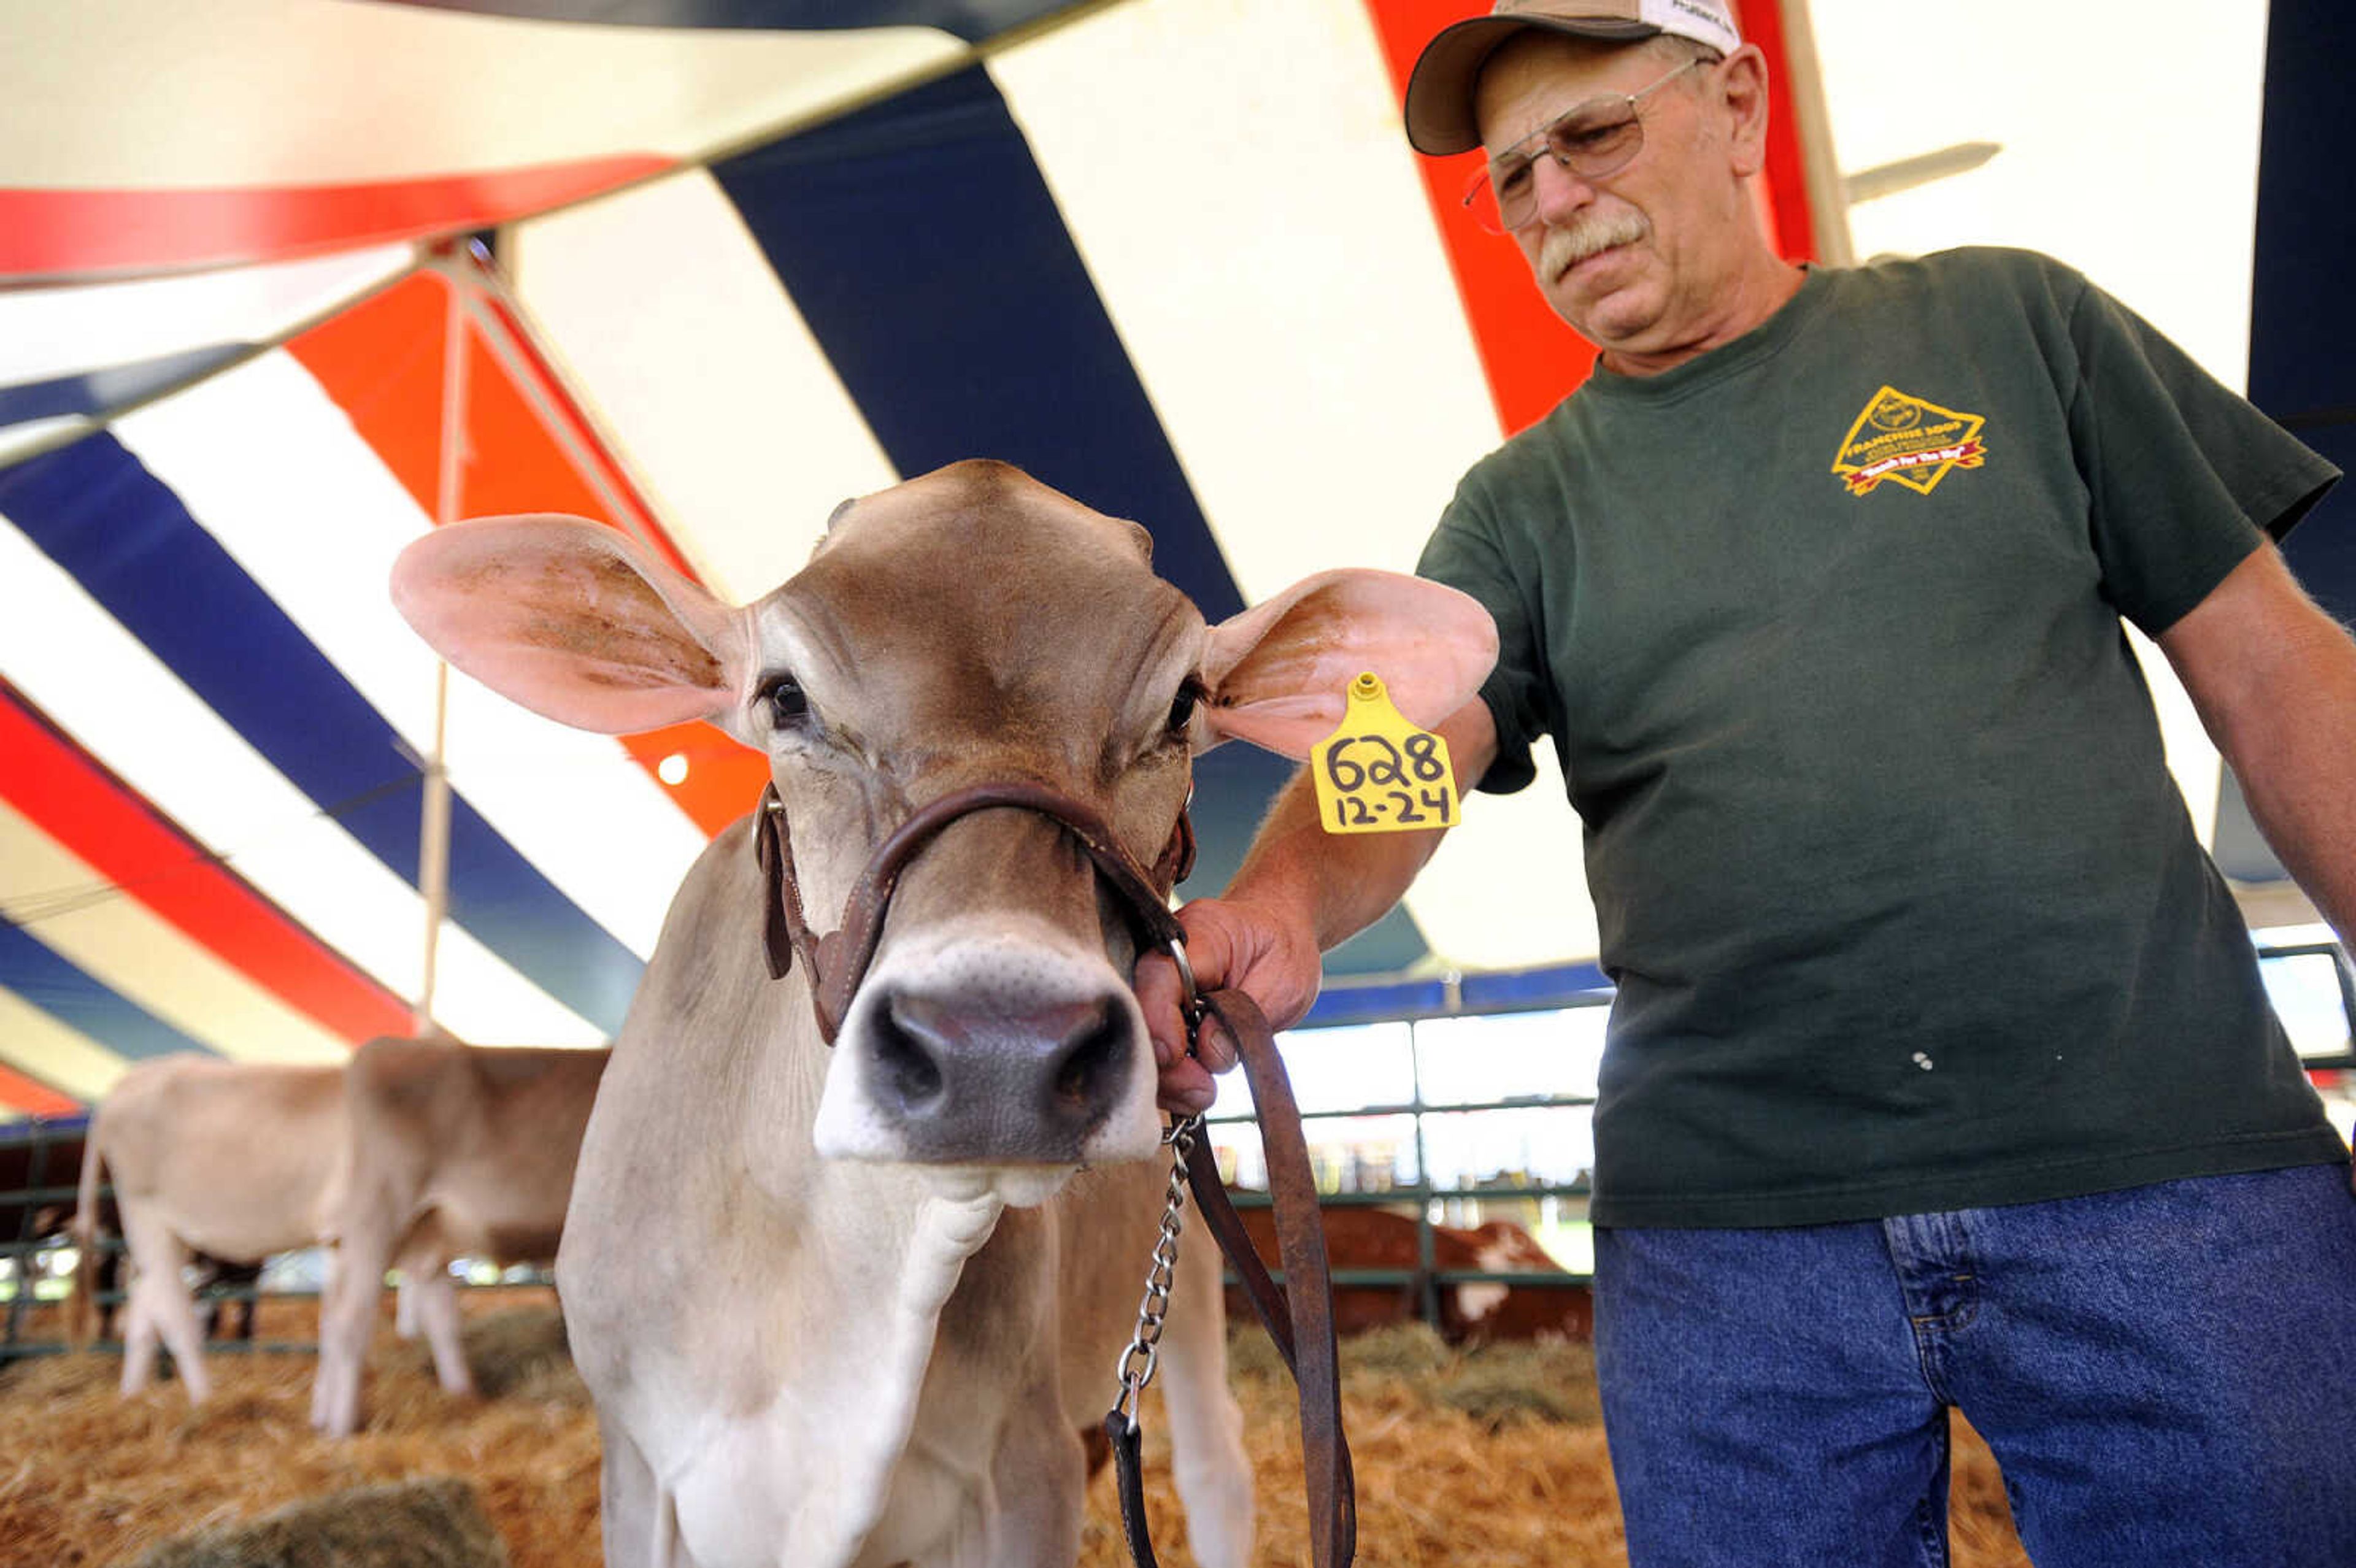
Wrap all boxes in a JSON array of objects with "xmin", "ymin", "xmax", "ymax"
[{"xmin": 1403, "ymin": 0, "xmax": 1744, "ymax": 156}]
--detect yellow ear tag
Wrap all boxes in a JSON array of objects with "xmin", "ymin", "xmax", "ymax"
[{"xmin": 1311, "ymin": 672, "xmax": 1460, "ymax": 835}]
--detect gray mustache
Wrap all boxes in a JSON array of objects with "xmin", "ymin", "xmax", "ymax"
[{"xmin": 1541, "ymin": 212, "xmax": 1649, "ymax": 275}]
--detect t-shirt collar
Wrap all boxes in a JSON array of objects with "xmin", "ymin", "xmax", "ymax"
[{"xmin": 1580, "ymin": 264, "xmax": 1833, "ymax": 404}]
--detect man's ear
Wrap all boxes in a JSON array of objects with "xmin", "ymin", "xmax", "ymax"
[
  {"xmin": 1718, "ymin": 45, "xmax": 1773, "ymax": 180},
  {"xmin": 391, "ymin": 516, "xmax": 747, "ymax": 735},
  {"xmin": 1197, "ymin": 570, "xmax": 1496, "ymax": 758}
]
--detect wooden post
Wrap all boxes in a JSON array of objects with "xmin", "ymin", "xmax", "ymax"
[
  {"xmin": 1775, "ymin": 0, "xmax": 1856, "ymax": 268},
  {"xmin": 415, "ymin": 261, "xmax": 468, "ymax": 1034}
]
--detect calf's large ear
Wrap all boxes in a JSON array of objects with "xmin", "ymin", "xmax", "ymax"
[
  {"xmin": 391, "ymin": 516, "xmax": 746, "ymax": 735},
  {"xmin": 1198, "ymin": 570, "xmax": 1496, "ymax": 758}
]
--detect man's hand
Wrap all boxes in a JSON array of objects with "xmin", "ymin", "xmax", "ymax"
[
  {"xmin": 1132, "ymin": 699, "xmax": 1495, "ymax": 1115},
  {"xmin": 1134, "ymin": 897, "xmax": 1324, "ymax": 1115}
]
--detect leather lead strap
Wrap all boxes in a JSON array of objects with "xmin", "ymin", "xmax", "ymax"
[
  {"xmin": 1109, "ymin": 990, "xmax": 1357, "ymax": 1568},
  {"xmin": 1192, "ymin": 986, "xmax": 1356, "ymax": 1567},
  {"xmin": 1112, "ymin": 1055, "xmax": 1356, "ymax": 1568},
  {"xmin": 753, "ymin": 786, "xmax": 803, "ymax": 984},
  {"xmin": 1106, "ymin": 1409, "xmax": 1161, "ymax": 1568},
  {"xmin": 1185, "ymin": 1136, "xmax": 1296, "ymax": 1367}
]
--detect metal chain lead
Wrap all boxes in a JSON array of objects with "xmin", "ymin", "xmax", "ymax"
[
  {"xmin": 1109, "ymin": 935, "xmax": 1213, "ymax": 1428},
  {"xmin": 1112, "ymin": 1110, "xmax": 1202, "ymax": 1429}
]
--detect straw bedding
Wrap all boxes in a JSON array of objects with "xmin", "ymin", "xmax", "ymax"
[
  {"xmin": 113, "ymin": 1476, "xmax": 507, "ymax": 1568},
  {"xmin": 0, "ymin": 1295, "xmax": 2030, "ymax": 1567}
]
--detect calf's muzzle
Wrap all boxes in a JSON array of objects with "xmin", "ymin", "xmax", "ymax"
[
  {"xmin": 760, "ymin": 778, "xmax": 1194, "ymax": 1165},
  {"xmin": 858, "ymin": 974, "xmax": 1138, "ymax": 1163}
]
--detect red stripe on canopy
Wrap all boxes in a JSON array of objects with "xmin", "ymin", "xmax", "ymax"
[
  {"xmin": 0, "ymin": 689, "xmax": 412, "ymax": 1047},
  {"xmin": 0, "ymin": 1062, "xmax": 80, "ymax": 1119},
  {"xmin": 287, "ymin": 271, "xmax": 451, "ymax": 520},
  {"xmin": 1733, "ymin": 0, "xmax": 1823, "ymax": 264},
  {"xmin": 0, "ymin": 158, "xmax": 672, "ymax": 282},
  {"xmin": 1361, "ymin": 0, "xmax": 1603, "ymax": 436}
]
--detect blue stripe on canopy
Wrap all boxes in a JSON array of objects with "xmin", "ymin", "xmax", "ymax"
[
  {"xmin": 0, "ymin": 344, "xmax": 250, "ymax": 432},
  {"xmin": 385, "ymin": 0, "xmax": 1088, "ymax": 42},
  {"xmin": 0, "ymin": 919, "xmax": 215, "ymax": 1063},
  {"xmin": 2250, "ymin": 0, "xmax": 2356, "ymax": 627},
  {"xmin": 0, "ymin": 434, "xmax": 641, "ymax": 1034},
  {"xmin": 0, "ymin": 1112, "xmax": 89, "ymax": 1147},
  {"xmin": 710, "ymin": 64, "xmax": 1428, "ymax": 974},
  {"xmin": 714, "ymin": 64, "xmax": 1244, "ymax": 620}
]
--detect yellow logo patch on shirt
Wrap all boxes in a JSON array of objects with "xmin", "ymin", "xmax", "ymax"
[{"xmin": 1831, "ymin": 386, "xmax": 1988, "ymax": 496}]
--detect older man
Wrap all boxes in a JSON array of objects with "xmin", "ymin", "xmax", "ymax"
[{"xmin": 1139, "ymin": 1, "xmax": 2356, "ymax": 1562}]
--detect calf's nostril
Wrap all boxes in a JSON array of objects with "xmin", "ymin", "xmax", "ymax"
[
  {"xmin": 875, "ymin": 996, "xmax": 950, "ymax": 1112},
  {"xmin": 1049, "ymin": 1001, "xmax": 1124, "ymax": 1110}
]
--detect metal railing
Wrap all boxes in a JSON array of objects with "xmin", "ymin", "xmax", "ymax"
[
  {"xmin": 1205, "ymin": 983, "xmax": 1607, "ymax": 1332},
  {"xmin": 6, "ymin": 940, "xmax": 2344, "ymax": 1356}
]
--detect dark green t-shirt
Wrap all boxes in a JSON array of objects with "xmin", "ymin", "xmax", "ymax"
[{"xmin": 1417, "ymin": 247, "xmax": 2345, "ymax": 1228}]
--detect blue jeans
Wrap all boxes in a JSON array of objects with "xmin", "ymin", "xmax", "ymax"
[{"xmin": 1592, "ymin": 1164, "xmax": 2356, "ymax": 1567}]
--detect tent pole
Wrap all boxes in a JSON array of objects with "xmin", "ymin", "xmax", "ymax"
[
  {"xmin": 418, "ymin": 664, "xmax": 452, "ymax": 1036},
  {"xmin": 1773, "ymin": 0, "xmax": 1856, "ymax": 267},
  {"xmin": 415, "ymin": 262, "xmax": 467, "ymax": 1035}
]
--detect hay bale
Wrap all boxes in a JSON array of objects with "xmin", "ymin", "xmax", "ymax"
[
  {"xmin": 113, "ymin": 1476, "xmax": 506, "ymax": 1568},
  {"xmin": 456, "ymin": 1307, "xmax": 582, "ymax": 1403},
  {"xmin": 1438, "ymin": 1337, "xmax": 1602, "ymax": 1423},
  {"xmin": 1334, "ymin": 1320, "xmax": 1452, "ymax": 1380},
  {"xmin": 383, "ymin": 1304, "xmax": 588, "ymax": 1407},
  {"xmin": 1329, "ymin": 1321, "xmax": 1603, "ymax": 1429},
  {"xmin": 1430, "ymin": 1358, "xmax": 1594, "ymax": 1430},
  {"xmin": 1220, "ymin": 1317, "xmax": 1292, "ymax": 1383}
]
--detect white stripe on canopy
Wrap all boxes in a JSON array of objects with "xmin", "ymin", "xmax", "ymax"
[
  {"xmin": 0, "ymin": 989, "xmax": 126, "ymax": 1105},
  {"xmin": 1812, "ymin": 0, "xmax": 2273, "ymax": 859},
  {"xmin": 115, "ymin": 350, "xmax": 708, "ymax": 959},
  {"xmin": 509, "ymin": 168, "xmax": 900, "ymax": 604},
  {"xmin": 8, "ymin": 0, "xmax": 968, "ymax": 187},
  {"xmin": 0, "ymin": 245, "xmax": 413, "ymax": 390},
  {"xmin": 0, "ymin": 801, "xmax": 350, "ymax": 1066},
  {"xmin": 0, "ymin": 515, "xmax": 603, "ymax": 1048}
]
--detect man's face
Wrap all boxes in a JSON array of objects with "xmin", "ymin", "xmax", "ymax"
[{"xmin": 1474, "ymin": 35, "xmax": 1742, "ymax": 356}]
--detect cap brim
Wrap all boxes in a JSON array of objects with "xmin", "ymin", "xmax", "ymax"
[{"xmin": 1403, "ymin": 15, "xmax": 1662, "ymax": 156}]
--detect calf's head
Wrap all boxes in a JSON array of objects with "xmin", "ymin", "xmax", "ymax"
[{"xmin": 392, "ymin": 460, "xmax": 1492, "ymax": 1188}]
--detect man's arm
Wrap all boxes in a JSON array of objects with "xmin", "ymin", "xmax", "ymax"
[
  {"xmin": 1140, "ymin": 698, "xmax": 1500, "ymax": 1113},
  {"xmin": 2158, "ymin": 540, "xmax": 2356, "ymax": 943}
]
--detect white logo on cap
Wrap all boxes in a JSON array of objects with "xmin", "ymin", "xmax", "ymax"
[{"xmin": 1654, "ymin": 0, "xmax": 1739, "ymax": 45}]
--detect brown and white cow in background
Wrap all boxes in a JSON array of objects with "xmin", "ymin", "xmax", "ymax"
[
  {"xmin": 310, "ymin": 1037, "xmax": 606, "ymax": 1436},
  {"xmin": 1230, "ymin": 1205, "xmax": 1595, "ymax": 1344},
  {"xmin": 69, "ymin": 1054, "xmax": 347, "ymax": 1402},
  {"xmin": 391, "ymin": 459, "xmax": 1496, "ymax": 1568}
]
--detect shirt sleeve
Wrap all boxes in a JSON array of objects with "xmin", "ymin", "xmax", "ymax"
[
  {"xmin": 1415, "ymin": 483, "xmax": 1548, "ymax": 797},
  {"xmin": 2062, "ymin": 266, "xmax": 2341, "ymax": 635}
]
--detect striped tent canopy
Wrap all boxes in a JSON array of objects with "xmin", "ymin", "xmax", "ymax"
[{"xmin": 1, "ymin": 0, "xmax": 2341, "ymax": 1117}]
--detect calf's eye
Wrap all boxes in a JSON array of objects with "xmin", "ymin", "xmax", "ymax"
[
  {"xmin": 1167, "ymin": 682, "xmax": 1201, "ymax": 736},
  {"xmin": 766, "ymin": 675, "xmax": 810, "ymax": 729}
]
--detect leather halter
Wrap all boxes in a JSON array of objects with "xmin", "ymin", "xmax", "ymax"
[
  {"xmin": 750, "ymin": 775, "xmax": 1354, "ymax": 1567},
  {"xmin": 752, "ymin": 779, "xmax": 1196, "ymax": 1044}
]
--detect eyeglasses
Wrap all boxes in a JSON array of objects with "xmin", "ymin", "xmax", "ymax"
[{"xmin": 1460, "ymin": 58, "xmax": 1704, "ymax": 234}]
